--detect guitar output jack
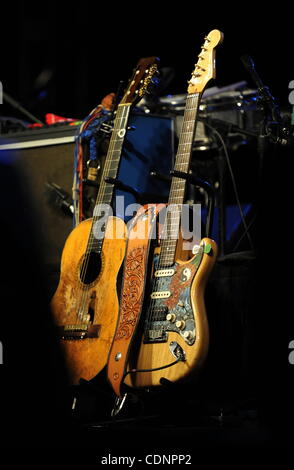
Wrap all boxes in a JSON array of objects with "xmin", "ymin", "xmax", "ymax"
[{"xmin": 169, "ymin": 341, "xmax": 186, "ymax": 361}]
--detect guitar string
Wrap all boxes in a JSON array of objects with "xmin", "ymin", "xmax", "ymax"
[
  {"xmin": 76, "ymin": 105, "xmax": 130, "ymax": 323},
  {"xmin": 76, "ymin": 91, "xmax": 194, "ymax": 328},
  {"xmin": 77, "ymin": 105, "xmax": 129, "ymax": 323},
  {"xmin": 145, "ymin": 94, "xmax": 200, "ymax": 355},
  {"xmin": 147, "ymin": 95, "xmax": 199, "ymax": 329},
  {"xmin": 159, "ymin": 94, "xmax": 199, "ymax": 266},
  {"xmin": 70, "ymin": 108, "xmax": 98, "ymax": 324},
  {"xmin": 77, "ymin": 105, "xmax": 130, "ymax": 321},
  {"xmin": 146, "ymin": 94, "xmax": 200, "ymax": 338},
  {"xmin": 77, "ymin": 57, "xmax": 160, "ymax": 324},
  {"xmin": 76, "ymin": 94, "xmax": 199, "ymax": 333}
]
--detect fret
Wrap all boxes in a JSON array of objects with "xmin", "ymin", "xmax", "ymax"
[
  {"xmin": 85, "ymin": 104, "xmax": 131, "ymax": 254},
  {"xmin": 158, "ymin": 92, "xmax": 200, "ymax": 267}
]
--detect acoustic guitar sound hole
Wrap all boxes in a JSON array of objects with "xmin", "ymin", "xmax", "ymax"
[{"xmin": 79, "ymin": 251, "xmax": 102, "ymax": 285}]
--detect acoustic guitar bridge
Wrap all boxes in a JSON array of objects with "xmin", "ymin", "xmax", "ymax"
[{"xmin": 58, "ymin": 324, "xmax": 101, "ymax": 340}]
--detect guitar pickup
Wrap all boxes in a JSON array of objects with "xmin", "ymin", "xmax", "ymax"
[
  {"xmin": 58, "ymin": 324, "xmax": 101, "ymax": 340},
  {"xmin": 150, "ymin": 291, "xmax": 171, "ymax": 299},
  {"xmin": 154, "ymin": 269, "xmax": 175, "ymax": 278}
]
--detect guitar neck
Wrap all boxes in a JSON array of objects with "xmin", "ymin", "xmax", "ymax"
[
  {"xmin": 159, "ymin": 92, "xmax": 201, "ymax": 267},
  {"xmin": 88, "ymin": 103, "xmax": 131, "ymax": 253}
]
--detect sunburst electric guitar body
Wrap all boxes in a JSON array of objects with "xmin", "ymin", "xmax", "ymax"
[{"xmin": 51, "ymin": 57, "xmax": 160, "ymax": 385}]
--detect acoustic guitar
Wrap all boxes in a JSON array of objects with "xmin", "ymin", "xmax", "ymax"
[
  {"xmin": 108, "ymin": 30, "xmax": 223, "ymax": 395},
  {"xmin": 51, "ymin": 57, "xmax": 160, "ymax": 384}
]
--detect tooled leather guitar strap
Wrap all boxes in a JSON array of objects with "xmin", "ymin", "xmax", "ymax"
[{"xmin": 107, "ymin": 203, "xmax": 165, "ymax": 397}]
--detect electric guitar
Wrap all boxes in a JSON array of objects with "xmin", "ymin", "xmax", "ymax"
[
  {"xmin": 108, "ymin": 30, "xmax": 223, "ymax": 395},
  {"xmin": 51, "ymin": 57, "xmax": 159, "ymax": 385}
]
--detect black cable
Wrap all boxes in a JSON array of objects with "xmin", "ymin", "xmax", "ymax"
[
  {"xmin": 122, "ymin": 355, "xmax": 184, "ymax": 382},
  {"xmin": 203, "ymin": 121, "xmax": 255, "ymax": 253},
  {"xmin": 232, "ymin": 213, "xmax": 257, "ymax": 252}
]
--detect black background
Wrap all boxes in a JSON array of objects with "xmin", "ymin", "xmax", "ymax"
[
  {"xmin": 1, "ymin": 1, "xmax": 294, "ymax": 457},
  {"xmin": 1, "ymin": 3, "xmax": 293, "ymax": 120}
]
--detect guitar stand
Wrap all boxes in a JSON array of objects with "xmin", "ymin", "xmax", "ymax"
[
  {"xmin": 104, "ymin": 177, "xmax": 140, "ymax": 201},
  {"xmin": 111, "ymin": 393, "xmax": 128, "ymax": 417},
  {"xmin": 84, "ymin": 176, "xmax": 168, "ymax": 207},
  {"xmin": 83, "ymin": 177, "xmax": 140, "ymax": 201},
  {"xmin": 151, "ymin": 170, "xmax": 215, "ymax": 238},
  {"xmin": 104, "ymin": 177, "xmax": 169, "ymax": 205}
]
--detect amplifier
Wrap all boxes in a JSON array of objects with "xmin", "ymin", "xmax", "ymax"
[
  {"xmin": 0, "ymin": 113, "xmax": 175, "ymax": 269},
  {"xmin": 0, "ymin": 124, "xmax": 77, "ymax": 268}
]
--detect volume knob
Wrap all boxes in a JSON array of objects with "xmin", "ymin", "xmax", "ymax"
[
  {"xmin": 183, "ymin": 330, "xmax": 193, "ymax": 341},
  {"xmin": 176, "ymin": 320, "xmax": 186, "ymax": 330},
  {"xmin": 166, "ymin": 313, "xmax": 176, "ymax": 323}
]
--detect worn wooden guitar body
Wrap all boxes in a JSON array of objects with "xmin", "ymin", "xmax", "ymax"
[
  {"xmin": 125, "ymin": 237, "xmax": 217, "ymax": 388},
  {"xmin": 51, "ymin": 216, "xmax": 126, "ymax": 385}
]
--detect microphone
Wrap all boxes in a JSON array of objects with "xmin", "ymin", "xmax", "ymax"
[
  {"xmin": 240, "ymin": 54, "xmax": 264, "ymax": 91},
  {"xmin": 241, "ymin": 55, "xmax": 290, "ymax": 145},
  {"xmin": 240, "ymin": 54, "xmax": 282, "ymax": 126},
  {"xmin": 45, "ymin": 182, "xmax": 74, "ymax": 216}
]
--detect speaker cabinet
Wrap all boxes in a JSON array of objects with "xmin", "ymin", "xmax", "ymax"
[
  {"xmin": 0, "ymin": 143, "xmax": 70, "ymax": 447},
  {"xmin": 0, "ymin": 125, "xmax": 76, "ymax": 269},
  {"xmin": 0, "ymin": 114, "xmax": 175, "ymax": 272}
]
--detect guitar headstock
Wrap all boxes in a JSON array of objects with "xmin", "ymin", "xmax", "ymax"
[
  {"xmin": 120, "ymin": 56, "xmax": 160, "ymax": 106},
  {"xmin": 188, "ymin": 29, "xmax": 223, "ymax": 95}
]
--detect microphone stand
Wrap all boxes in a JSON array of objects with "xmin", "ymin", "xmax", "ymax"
[
  {"xmin": 3, "ymin": 91, "xmax": 44, "ymax": 125},
  {"xmin": 240, "ymin": 55, "xmax": 288, "ymax": 183},
  {"xmin": 240, "ymin": 55, "xmax": 292, "ymax": 259}
]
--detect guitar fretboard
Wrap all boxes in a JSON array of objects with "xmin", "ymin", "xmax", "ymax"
[
  {"xmin": 86, "ymin": 104, "xmax": 131, "ymax": 254},
  {"xmin": 158, "ymin": 93, "xmax": 201, "ymax": 267}
]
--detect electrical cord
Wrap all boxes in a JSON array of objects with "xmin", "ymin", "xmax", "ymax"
[{"xmin": 203, "ymin": 121, "xmax": 255, "ymax": 253}]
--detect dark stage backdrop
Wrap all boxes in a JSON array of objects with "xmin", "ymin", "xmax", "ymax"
[
  {"xmin": 1, "ymin": 2, "xmax": 294, "ymax": 455},
  {"xmin": 1, "ymin": 3, "xmax": 293, "ymax": 121}
]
